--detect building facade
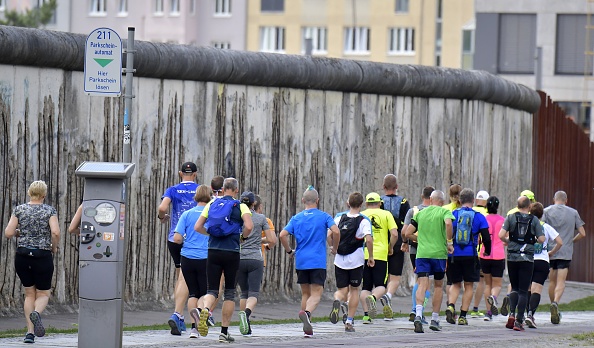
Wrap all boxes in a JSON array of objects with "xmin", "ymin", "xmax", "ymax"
[
  {"xmin": 475, "ymin": 0, "xmax": 593, "ymax": 133},
  {"xmin": 246, "ymin": 0, "xmax": 474, "ymax": 69}
]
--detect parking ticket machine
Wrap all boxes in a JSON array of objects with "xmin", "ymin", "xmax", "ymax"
[{"xmin": 75, "ymin": 162, "xmax": 135, "ymax": 348}]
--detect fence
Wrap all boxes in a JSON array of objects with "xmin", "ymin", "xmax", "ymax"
[{"xmin": 533, "ymin": 91, "xmax": 594, "ymax": 283}]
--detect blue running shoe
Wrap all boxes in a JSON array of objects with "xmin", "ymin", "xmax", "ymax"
[{"xmin": 168, "ymin": 314, "xmax": 182, "ymax": 336}]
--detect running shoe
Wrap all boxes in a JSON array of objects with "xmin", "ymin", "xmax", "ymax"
[
  {"xmin": 345, "ymin": 322, "xmax": 355, "ymax": 332},
  {"xmin": 445, "ymin": 305, "xmax": 456, "ymax": 324},
  {"xmin": 299, "ymin": 310, "xmax": 314, "ymax": 336},
  {"xmin": 487, "ymin": 295, "xmax": 499, "ymax": 316},
  {"xmin": 500, "ymin": 295, "xmax": 510, "ymax": 316},
  {"xmin": 23, "ymin": 333, "xmax": 35, "ymax": 344},
  {"xmin": 484, "ymin": 312, "xmax": 492, "ymax": 321},
  {"xmin": 470, "ymin": 310, "xmax": 484, "ymax": 318},
  {"xmin": 329, "ymin": 300, "xmax": 341, "ymax": 324},
  {"xmin": 244, "ymin": 319, "xmax": 252, "ymax": 336},
  {"xmin": 513, "ymin": 320, "xmax": 525, "ymax": 331},
  {"xmin": 239, "ymin": 310, "xmax": 250, "ymax": 335},
  {"xmin": 189, "ymin": 328, "xmax": 199, "ymax": 338},
  {"xmin": 341, "ymin": 301, "xmax": 349, "ymax": 324},
  {"xmin": 190, "ymin": 308, "xmax": 200, "ymax": 327},
  {"xmin": 362, "ymin": 315, "xmax": 372, "ymax": 324},
  {"xmin": 421, "ymin": 316, "xmax": 428, "ymax": 325},
  {"xmin": 429, "ymin": 319, "xmax": 442, "ymax": 331},
  {"xmin": 168, "ymin": 314, "xmax": 182, "ymax": 336},
  {"xmin": 366, "ymin": 295, "xmax": 377, "ymax": 318},
  {"xmin": 198, "ymin": 308, "xmax": 209, "ymax": 337},
  {"xmin": 414, "ymin": 316, "xmax": 424, "ymax": 333},
  {"xmin": 457, "ymin": 316, "xmax": 468, "ymax": 325},
  {"xmin": 550, "ymin": 302, "xmax": 560, "ymax": 324},
  {"xmin": 219, "ymin": 332, "xmax": 235, "ymax": 343},
  {"xmin": 506, "ymin": 316, "xmax": 515, "ymax": 329},
  {"xmin": 29, "ymin": 311, "xmax": 45, "ymax": 338},
  {"xmin": 379, "ymin": 294, "xmax": 393, "ymax": 320},
  {"xmin": 525, "ymin": 315, "xmax": 537, "ymax": 329},
  {"xmin": 180, "ymin": 318, "xmax": 186, "ymax": 332},
  {"xmin": 207, "ymin": 312, "xmax": 215, "ymax": 327}
]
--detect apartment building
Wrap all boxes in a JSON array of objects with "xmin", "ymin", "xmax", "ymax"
[
  {"xmin": 246, "ymin": 0, "xmax": 474, "ymax": 69},
  {"xmin": 0, "ymin": 0, "xmax": 70, "ymax": 32},
  {"xmin": 68, "ymin": 0, "xmax": 247, "ymax": 48},
  {"xmin": 475, "ymin": 0, "xmax": 593, "ymax": 132}
]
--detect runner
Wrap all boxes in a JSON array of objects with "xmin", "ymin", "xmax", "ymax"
[
  {"xmin": 328, "ymin": 192, "xmax": 373, "ymax": 332},
  {"xmin": 279, "ymin": 186, "xmax": 340, "ymax": 337},
  {"xmin": 404, "ymin": 190, "xmax": 454, "ymax": 333},
  {"xmin": 360, "ymin": 193, "xmax": 398, "ymax": 324},
  {"xmin": 525, "ymin": 202, "xmax": 562, "ymax": 329},
  {"xmin": 479, "ymin": 196, "xmax": 505, "ymax": 321}
]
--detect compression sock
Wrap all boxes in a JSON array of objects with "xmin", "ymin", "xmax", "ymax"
[
  {"xmin": 245, "ymin": 308, "xmax": 252, "ymax": 318},
  {"xmin": 412, "ymin": 283, "xmax": 419, "ymax": 312},
  {"xmin": 529, "ymin": 293, "xmax": 541, "ymax": 315}
]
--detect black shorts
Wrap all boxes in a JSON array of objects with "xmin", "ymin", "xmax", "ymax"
[
  {"xmin": 531, "ymin": 259, "xmax": 550, "ymax": 285},
  {"xmin": 550, "ymin": 259, "xmax": 571, "ymax": 270},
  {"xmin": 167, "ymin": 241, "xmax": 182, "ymax": 268},
  {"xmin": 388, "ymin": 248, "xmax": 405, "ymax": 276},
  {"xmin": 446, "ymin": 256, "xmax": 480, "ymax": 284},
  {"xmin": 15, "ymin": 252, "xmax": 54, "ymax": 290},
  {"xmin": 335, "ymin": 265, "xmax": 364, "ymax": 289},
  {"xmin": 296, "ymin": 269, "xmax": 326, "ymax": 286},
  {"xmin": 362, "ymin": 260, "xmax": 388, "ymax": 291},
  {"xmin": 480, "ymin": 258, "xmax": 506, "ymax": 278},
  {"xmin": 180, "ymin": 256, "xmax": 207, "ymax": 299},
  {"xmin": 410, "ymin": 253, "xmax": 417, "ymax": 269}
]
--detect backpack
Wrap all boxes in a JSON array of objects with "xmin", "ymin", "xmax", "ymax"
[
  {"xmin": 382, "ymin": 195, "xmax": 403, "ymax": 228},
  {"xmin": 205, "ymin": 199, "xmax": 242, "ymax": 237},
  {"xmin": 455, "ymin": 209, "xmax": 476, "ymax": 247},
  {"xmin": 509, "ymin": 212, "xmax": 536, "ymax": 244},
  {"xmin": 336, "ymin": 215, "xmax": 365, "ymax": 255}
]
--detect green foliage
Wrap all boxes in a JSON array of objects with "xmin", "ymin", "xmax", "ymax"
[
  {"xmin": 0, "ymin": 0, "xmax": 57, "ymax": 28},
  {"xmin": 558, "ymin": 295, "xmax": 594, "ymax": 311}
]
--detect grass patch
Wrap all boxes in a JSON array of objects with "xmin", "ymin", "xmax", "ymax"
[
  {"xmin": 572, "ymin": 331, "xmax": 594, "ymax": 342},
  {"xmin": 558, "ymin": 295, "xmax": 594, "ymax": 312}
]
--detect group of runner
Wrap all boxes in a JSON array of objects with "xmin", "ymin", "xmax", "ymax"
[{"xmin": 159, "ymin": 164, "xmax": 586, "ymax": 340}]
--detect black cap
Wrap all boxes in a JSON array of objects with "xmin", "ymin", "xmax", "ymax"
[
  {"xmin": 240, "ymin": 191, "xmax": 255, "ymax": 205},
  {"xmin": 180, "ymin": 162, "xmax": 197, "ymax": 173}
]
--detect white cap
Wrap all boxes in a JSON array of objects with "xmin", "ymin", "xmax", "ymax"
[{"xmin": 476, "ymin": 190, "xmax": 489, "ymax": 200}]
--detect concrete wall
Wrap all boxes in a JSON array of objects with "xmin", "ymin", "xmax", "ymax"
[{"xmin": 0, "ymin": 26, "xmax": 539, "ymax": 310}]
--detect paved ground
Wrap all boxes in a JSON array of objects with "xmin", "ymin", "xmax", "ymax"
[{"xmin": 0, "ymin": 280, "xmax": 593, "ymax": 346}]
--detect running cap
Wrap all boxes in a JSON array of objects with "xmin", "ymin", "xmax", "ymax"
[
  {"xmin": 476, "ymin": 190, "xmax": 489, "ymax": 200},
  {"xmin": 520, "ymin": 189, "xmax": 535, "ymax": 201},
  {"xmin": 366, "ymin": 192, "xmax": 382, "ymax": 203},
  {"xmin": 180, "ymin": 162, "xmax": 197, "ymax": 173}
]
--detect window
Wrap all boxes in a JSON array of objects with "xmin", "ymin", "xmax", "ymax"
[
  {"xmin": 344, "ymin": 27, "xmax": 370, "ymax": 54},
  {"xmin": 461, "ymin": 29, "xmax": 474, "ymax": 69},
  {"xmin": 260, "ymin": 26, "xmax": 285, "ymax": 52},
  {"xmin": 90, "ymin": 0, "xmax": 107, "ymax": 15},
  {"xmin": 388, "ymin": 28, "xmax": 414, "ymax": 54},
  {"xmin": 154, "ymin": 0, "xmax": 164, "ymax": 14},
  {"xmin": 556, "ymin": 14, "xmax": 594, "ymax": 75},
  {"xmin": 0, "ymin": 0, "xmax": 5, "ymax": 11},
  {"xmin": 395, "ymin": 0, "xmax": 409, "ymax": 13},
  {"xmin": 498, "ymin": 14, "xmax": 536, "ymax": 74},
  {"xmin": 213, "ymin": 41, "xmax": 231, "ymax": 49},
  {"xmin": 261, "ymin": 0, "xmax": 284, "ymax": 12},
  {"xmin": 118, "ymin": 0, "xmax": 128, "ymax": 15},
  {"xmin": 215, "ymin": 0, "xmax": 231, "ymax": 15},
  {"xmin": 302, "ymin": 27, "xmax": 327, "ymax": 54},
  {"xmin": 170, "ymin": 0, "xmax": 179, "ymax": 14}
]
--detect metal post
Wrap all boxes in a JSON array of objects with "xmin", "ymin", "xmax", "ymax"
[
  {"xmin": 534, "ymin": 46, "xmax": 542, "ymax": 91},
  {"xmin": 123, "ymin": 27, "xmax": 136, "ymax": 163}
]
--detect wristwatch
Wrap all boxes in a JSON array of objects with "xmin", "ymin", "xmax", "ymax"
[{"xmin": 286, "ymin": 249, "xmax": 293, "ymax": 255}]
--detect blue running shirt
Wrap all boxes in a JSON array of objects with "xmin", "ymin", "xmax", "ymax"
[
  {"xmin": 284, "ymin": 208, "xmax": 336, "ymax": 270},
  {"xmin": 162, "ymin": 181, "xmax": 198, "ymax": 242}
]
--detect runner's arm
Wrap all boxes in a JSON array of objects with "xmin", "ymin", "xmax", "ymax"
[
  {"xmin": 573, "ymin": 226, "xmax": 586, "ymax": 242},
  {"xmin": 404, "ymin": 220, "xmax": 417, "ymax": 241},
  {"xmin": 479, "ymin": 227, "xmax": 491, "ymax": 256},
  {"xmin": 194, "ymin": 215, "xmax": 208, "ymax": 235},
  {"xmin": 548, "ymin": 235, "xmax": 563, "ymax": 257},
  {"xmin": 329, "ymin": 224, "xmax": 340, "ymax": 255},
  {"xmin": 68, "ymin": 205, "xmax": 83, "ymax": 234},
  {"xmin": 279, "ymin": 229, "xmax": 293, "ymax": 253},
  {"xmin": 157, "ymin": 197, "xmax": 171, "ymax": 222}
]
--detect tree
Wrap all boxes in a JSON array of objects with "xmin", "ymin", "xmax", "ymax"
[{"xmin": 0, "ymin": 0, "xmax": 57, "ymax": 28}]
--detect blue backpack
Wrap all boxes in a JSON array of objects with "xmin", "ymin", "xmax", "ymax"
[
  {"xmin": 205, "ymin": 199, "xmax": 242, "ymax": 237},
  {"xmin": 455, "ymin": 209, "xmax": 476, "ymax": 247}
]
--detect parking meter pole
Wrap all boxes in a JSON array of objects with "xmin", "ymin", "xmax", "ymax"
[{"xmin": 123, "ymin": 27, "xmax": 135, "ymax": 163}]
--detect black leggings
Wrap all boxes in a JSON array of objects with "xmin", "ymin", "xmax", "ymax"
[
  {"xmin": 180, "ymin": 256, "xmax": 207, "ymax": 299},
  {"xmin": 507, "ymin": 260, "xmax": 534, "ymax": 321},
  {"xmin": 206, "ymin": 249, "xmax": 240, "ymax": 301}
]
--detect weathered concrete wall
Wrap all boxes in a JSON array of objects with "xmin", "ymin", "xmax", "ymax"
[{"xmin": 0, "ymin": 65, "xmax": 534, "ymax": 310}]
